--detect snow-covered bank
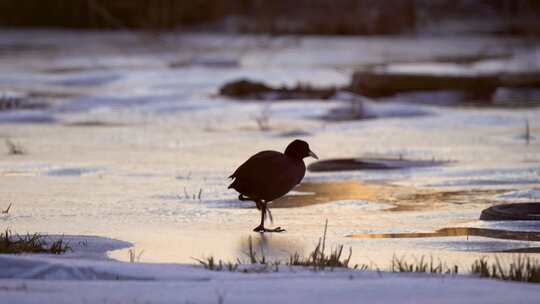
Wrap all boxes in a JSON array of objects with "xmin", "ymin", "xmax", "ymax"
[
  {"xmin": 1, "ymin": 235, "xmax": 539, "ymax": 303},
  {"xmin": 1, "ymin": 253, "xmax": 539, "ymax": 304}
]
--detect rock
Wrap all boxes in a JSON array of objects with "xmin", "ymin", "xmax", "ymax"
[
  {"xmin": 349, "ymin": 71, "xmax": 500, "ymax": 98},
  {"xmin": 219, "ymin": 79, "xmax": 337, "ymax": 100},
  {"xmin": 220, "ymin": 71, "xmax": 540, "ymax": 107},
  {"xmin": 480, "ymin": 203, "xmax": 540, "ymax": 221},
  {"xmin": 219, "ymin": 79, "xmax": 271, "ymax": 98}
]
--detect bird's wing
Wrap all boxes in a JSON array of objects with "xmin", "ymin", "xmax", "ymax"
[
  {"xmin": 229, "ymin": 150, "xmax": 284, "ymax": 179},
  {"xmin": 229, "ymin": 151, "xmax": 304, "ymax": 200}
]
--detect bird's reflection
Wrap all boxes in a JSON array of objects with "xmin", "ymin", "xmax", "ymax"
[{"xmin": 236, "ymin": 233, "xmax": 307, "ymax": 261}]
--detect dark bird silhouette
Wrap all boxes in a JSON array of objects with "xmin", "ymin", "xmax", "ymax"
[{"xmin": 228, "ymin": 139, "xmax": 318, "ymax": 232}]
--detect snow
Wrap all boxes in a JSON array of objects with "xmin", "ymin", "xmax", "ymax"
[
  {"xmin": 3, "ymin": 270, "xmax": 539, "ymax": 304},
  {"xmin": 1, "ymin": 236, "xmax": 539, "ymax": 303}
]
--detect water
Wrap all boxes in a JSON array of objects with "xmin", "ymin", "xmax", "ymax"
[{"xmin": 0, "ymin": 30, "xmax": 539, "ymax": 270}]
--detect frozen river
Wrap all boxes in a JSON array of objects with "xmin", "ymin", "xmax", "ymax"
[{"xmin": 0, "ymin": 30, "xmax": 539, "ymax": 269}]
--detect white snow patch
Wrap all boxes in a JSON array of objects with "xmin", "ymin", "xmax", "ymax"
[
  {"xmin": 0, "ymin": 253, "xmax": 539, "ymax": 303},
  {"xmin": 496, "ymin": 189, "xmax": 540, "ymax": 201}
]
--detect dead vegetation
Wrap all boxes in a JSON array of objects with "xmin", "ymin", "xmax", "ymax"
[
  {"xmin": 390, "ymin": 255, "xmax": 540, "ymax": 283},
  {"xmin": 0, "ymin": 0, "xmax": 418, "ymax": 34},
  {"xmin": 391, "ymin": 255, "xmax": 459, "ymax": 275},
  {"xmin": 193, "ymin": 221, "xmax": 539, "ymax": 284},
  {"xmin": 287, "ymin": 220, "xmax": 355, "ymax": 270},
  {"xmin": 128, "ymin": 248, "xmax": 144, "ymax": 263},
  {"xmin": 1, "ymin": 203, "xmax": 12, "ymax": 214},
  {"xmin": 195, "ymin": 220, "xmax": 359, "ymax": 273},
  {"xmin": 0, "ymin": 230, "xmax": 70, "ymax": 254},
  {"xmin": 471, "ymin": 256, "xmax": 540, "ymax": 283},
  {"xmin": 253, "ymin": 105, "xmax": 271, "ymax": 131},
  {"xmin": 196, "ymin": 242, "xmax": 540, "ymax": 283},
  {"xmin": 179, "ymin": 187, "xmax": 204, "ymax": 200},
  {"xmin": 524, "ymin": 118, "xmax": 531, "ymax": 144},
  {"xmin": 5, "ymin": 139, "xmax": 25, "ymax": 155}
]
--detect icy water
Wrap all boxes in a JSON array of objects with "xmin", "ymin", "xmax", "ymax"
[{"xmin": 0, "ymin": 30, "xmax": 539, "ymax": 270}]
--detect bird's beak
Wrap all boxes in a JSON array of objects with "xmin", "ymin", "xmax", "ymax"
[{"xmin": 308, "ymin": 150, "xmax": 319, "ymax": 160}]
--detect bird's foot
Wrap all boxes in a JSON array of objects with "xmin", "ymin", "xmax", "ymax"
[{"xmin": 253, "ymin": 226, "xmax": 286, "ymax": 233}]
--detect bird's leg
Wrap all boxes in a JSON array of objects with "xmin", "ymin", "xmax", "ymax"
[
  {"xmin": 253, "ymin": 201, "xmax": 285, "ymax": 233},
  {"xmin": 239, "ymin": 194, "xmax": 262, "ymax": 210},
  {"xmin": 253, "ymin": 200, "xmax": 266, "ymax": 232},
  {"xmin": 255, "ymin": 200, "xmax": 263, "ymax": 211},
  {"xmin": 266, "ymin": 205, "xmax": 273, "ymax": 223}
]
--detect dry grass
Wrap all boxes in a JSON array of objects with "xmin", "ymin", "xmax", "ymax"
[
  {"xmin": 179, "ymin": 187, "xmax": 204, "ymax": 200},
  {"xmin": 194, "ymin": 236, "xmax": 281, "ymax": 273},
  {"xmin": 471, "ymin": 256, "xmax": 540, "ymax": 283},
  {"xmin": 524, "ymin": 118, "xmax": 531, "ymax": 144},
  {"xmin": 288, "ymin": 220, "xmax": 356, "ymax": 270},
  {"xmin": 391, "ymin": 255, "xmax": 459, "ymax": 275},
  {"xmin": 253, "ymin": 105, "xmax": 271, "ymax": 131},
  {"xmin": 5, "ymin": 139, "xmax": 24, "ymax": 155},
  {"xmin": 128, "ymin": 248, "xmax": 144, "ymax": 263},
  {"xmin": 193, "ymin": 256, "xmax": 240, "ymax": 272},
  {"xmin": 0, "ymin": 230, "xmax": 70, "ymax": 254},
  {"xmin": 1, "ymin": 203, "xmax": 12, "ymax": 214},
  {"xmin": 382, "ymin": 255, "xmax": 539, "ymax": 283}
]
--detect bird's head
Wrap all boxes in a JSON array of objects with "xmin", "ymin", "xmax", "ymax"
[{"xmin": 284, "ymin": 139, "xmax": 318, "ymax": 160}]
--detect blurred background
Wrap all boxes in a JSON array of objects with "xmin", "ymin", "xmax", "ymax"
[{"xmin": 1, "ymin": 0, "xmax": 539, "ymax": 35}]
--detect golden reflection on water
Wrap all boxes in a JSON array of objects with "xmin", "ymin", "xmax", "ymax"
[
  {"xmin": 271, "ymin": 181, "xmax": 396, "ymax": 208},
  {"xmin": 271, "ymin": 181, "xmax": 506, "ymax": 212},
  {"xmin": 348, "ymin": 227, "xmax": 540, "ymax": 242}
]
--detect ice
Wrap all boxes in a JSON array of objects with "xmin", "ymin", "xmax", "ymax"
[
  {"xmin": 496, "ymin": 189, "xmax": 540, "ymax": 201},
  {"xmin": 1, "ymin": 31, "xmax": 540, "ymax": 303},
  {"xmin": 0, "ymin": 110, "xmax": 57, "ymax": 123},
  {"xmin": 44, "ymin": 167, "xmax": 103, "ymax": 177}
]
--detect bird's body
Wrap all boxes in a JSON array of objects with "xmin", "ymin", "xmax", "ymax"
[
  {"xmin": 228, "ymin": 150, "xmax": 305, "ymax": 202},
  {"xmin": 228, "ymin": 140, "xmax": 317, "ymax": 232}
]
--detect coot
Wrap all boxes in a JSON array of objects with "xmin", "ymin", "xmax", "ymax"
[{"xmin": 228, "ymin": 139, "xmax": 318, "ymax": 232}]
